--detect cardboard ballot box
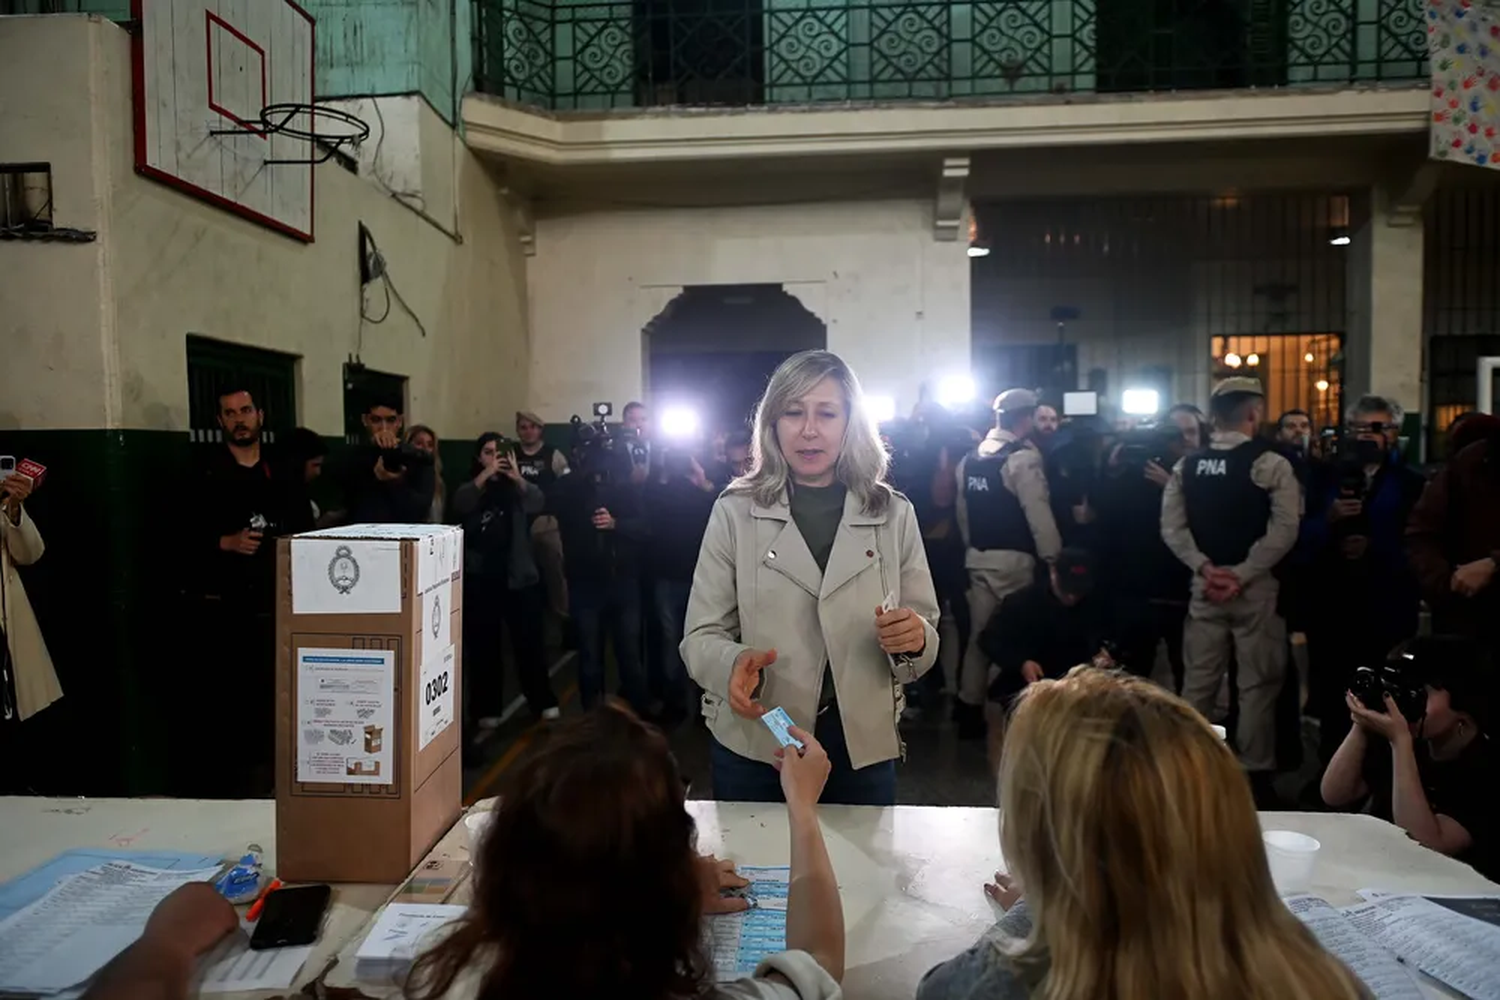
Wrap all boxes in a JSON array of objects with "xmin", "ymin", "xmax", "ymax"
[{"xmin": 275, "ymin": 524, "xmax": 463, "ymax": 883}]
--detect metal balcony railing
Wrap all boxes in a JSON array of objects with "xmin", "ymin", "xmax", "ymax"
[{"xmin": 474, "ymin": 0, "xmax": 1428, "ymax": 111}]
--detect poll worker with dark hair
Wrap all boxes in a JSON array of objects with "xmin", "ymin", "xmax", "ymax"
[
  {"xmin": 1161, "ymin": 376, "xmax": 1301, "ymax": 806},
  {"xmin": 953, "ymin": 388, "xmax": 1061, "ymax": 739}
]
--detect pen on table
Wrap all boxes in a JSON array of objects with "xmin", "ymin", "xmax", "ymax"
[{"xmin": 246, "ymin": 878, "xmax": 284, "ymax": 921}]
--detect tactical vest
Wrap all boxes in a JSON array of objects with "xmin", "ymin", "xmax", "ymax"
[
  {"xmin": 963, "ymin": 442, "xmax": 1036, "ymax": 554},
  {"xmin": 1181, "ymin": 438, "xmax": 1274, "ymax": 567},
  {"xmin": 515, "ymin": 444, "xmax": 559, "ymax": 488}
]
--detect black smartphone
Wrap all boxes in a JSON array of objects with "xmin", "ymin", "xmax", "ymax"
[{"xmin": 248, "ymin": 884, "xmax": 332, "ymax": 951}]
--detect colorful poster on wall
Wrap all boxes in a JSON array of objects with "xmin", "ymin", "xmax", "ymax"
[{"xmin": 1429, "ymin": 0, "xmax": 1500, "ymax": 170}]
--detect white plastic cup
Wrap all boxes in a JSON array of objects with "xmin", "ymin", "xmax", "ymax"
[
  {"xmin": 463, "ymin": 811, "xmax": 494, "ymax": 859},
  {"xmin": 1263, "ymin": 830, "xmax": 1320, "ymax": 893}
]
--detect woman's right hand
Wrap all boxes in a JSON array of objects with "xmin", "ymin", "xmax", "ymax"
[
  {"xmin": 774, "ymin": 726, "xmax": 830, "ymax": 812},
  {"xmin": 729, "ymin": 648, "xmax": 777, "ymax": 718},
  {"xmin": 475, "ymin": 451, "xmax": 501, "ymax": 486},
  {"xmin": 984, "ymin": 871, "xmax": 1022, "ymax": 911}
]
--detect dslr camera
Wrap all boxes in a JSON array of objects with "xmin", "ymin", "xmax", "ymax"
[{"xmin": 1350, "ymin": 659, "xmax": 1427, "ymax": 721}]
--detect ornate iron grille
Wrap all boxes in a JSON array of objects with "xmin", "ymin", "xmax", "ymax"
[{"xmin": 475, "ymin": 0, "xmax": 1428, "ymax": 110}]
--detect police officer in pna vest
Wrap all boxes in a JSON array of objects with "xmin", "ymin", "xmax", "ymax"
[{"xmin": 1161, "ymin": 377, "xmax": 1301, "ymax": 806}]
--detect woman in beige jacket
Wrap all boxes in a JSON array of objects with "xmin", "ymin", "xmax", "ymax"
[
  {"xmin": 682, "ymin": 350, "xmax": 940, "ymax": 805},
  {"xmin": 1, "ymin": 474, "xmax": 62, "ymax": 727}
]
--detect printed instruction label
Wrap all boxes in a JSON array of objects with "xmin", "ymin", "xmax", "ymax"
[
  {"xmin": 418, "ymin": 644, "xmax": 456, "ymax": 751},
  {"xmin": 296, "ymin": 648, "xmax": 395, "ymax": 785},
  {"xmin": 290, "ymin": 538, "xmax": 402, "ymax": 615}
]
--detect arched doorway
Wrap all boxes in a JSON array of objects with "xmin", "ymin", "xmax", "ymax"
[{"xmin": 644, "ymin": 284, "xmax": 827, "ymax": 435}]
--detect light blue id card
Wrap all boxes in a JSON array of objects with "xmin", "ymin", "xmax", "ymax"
[{"xmin": 761, "ymin": 707, "xmax": 804, "ymax": 750}]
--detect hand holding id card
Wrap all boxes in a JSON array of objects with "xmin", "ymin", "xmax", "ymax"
[{"xmin": 761, "ymin": 707, "xmax": 805, "ymax": 750}]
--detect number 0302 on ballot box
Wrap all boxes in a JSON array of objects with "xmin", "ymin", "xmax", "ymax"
[{"xmin": 275, "ymin": 524, "xmax": 464, "ymax": 883}]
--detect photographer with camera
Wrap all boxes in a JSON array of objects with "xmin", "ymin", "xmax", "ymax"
[
  {"xmin": 1321, "ymin": 636, "xmax": 1496, "ymax": 879},
  {"xmin": 553, "ymin": 407, "xmax": 649, "ymax": 714},
  {"xmin": 1299, "ymin": 395, "xmax": 1425, "ymax": 767},
  {"xmin": 975, "ymin": 550, "xmax": 1114, "ymax": 763},
  {"xmin": 452, "ymin": 433, "xmax": 559, "ymax": 753},
  {"xmin": 1095, "ymin": 420, "xmax": 1192, "ymax": 688},
  {"xmin": 337, "ymin": 396, "xmax": 436, "ymax": 525}
]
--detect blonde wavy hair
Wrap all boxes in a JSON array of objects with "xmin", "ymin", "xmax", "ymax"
[
  {"xmin": 996, "ymin": 668, "xmax": 1369, "ymax": 1000},
  {"xmin": 731, "ymin": 350, "xmax": 892, "ymax": 515}
]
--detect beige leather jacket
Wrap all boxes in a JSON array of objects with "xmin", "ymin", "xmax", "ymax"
[
  {"xmin": 2, "ymin": 504, "xmax": 62, "ymax": 721},
  {"xmin": 682, "ymin": 488, "xmax": 940, "ymax": 770}
]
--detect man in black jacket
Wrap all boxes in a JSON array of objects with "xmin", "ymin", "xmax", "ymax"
[
  {"xmin": 1096, "ymin": 421, "xmax": 1192, "ymax": 690},
  {"xmin": 645, "ymin": 452, "xmax": 718, "ymax": 727},
  {"xmin": 552, "ymin": 437, "xmax": 649, "ymax": 713},
  {"xmin": 183, "ymin": 386, "xmax": 312, "ymax": 796},
  {"xmin": 339, "ymin": 396, "xmax": 434, "ymax": 525}
]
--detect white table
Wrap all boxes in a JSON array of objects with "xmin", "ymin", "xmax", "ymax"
[
  {"xmin": 0, "ymin": 796, "xmax": 390, "ymax": 1000},
  {"xmin": 3, "ymin": 799, "xmax": 1497, "ymax": 1000}
]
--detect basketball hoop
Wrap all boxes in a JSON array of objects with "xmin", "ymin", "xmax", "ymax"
[{"xmin": 210, "ymin": 102, "xmax": 371, "ymax": 165}]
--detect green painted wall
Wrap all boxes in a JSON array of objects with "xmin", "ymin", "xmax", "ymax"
[
  {"xmin": 7, "ymin": 424, "xmax": 575, "ymax": 795},
  {"xmin": 301, "ymin": 0, "xmax": 471, "ymax": 123},
  {"xmin": 5, "ymin": 1, "xmax": 129, "ymax": 16},
  {"xmin": 5, "ymin": 429, "xmax": 183, "ymax": 795}
]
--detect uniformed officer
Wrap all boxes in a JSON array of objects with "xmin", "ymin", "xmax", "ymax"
[
  {"xmin": 954, "ymin": 388, "xmax": 1062, "ymax": 736},
  {"xmin": 1161, "ymin": 377, "xmax": 1300, "ymax": 799},
  {"xmin": 514, "ymin": 410, "xmax": 571, "ymax": 619}
]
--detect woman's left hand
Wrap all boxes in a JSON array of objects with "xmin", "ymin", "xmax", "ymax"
[
  {"xmin": 1346, "ymin": 691, "xmax": 1412, "ymax": 745},
  {"xmin": 875, "ymin": 606, "xmax": 925, "ymax": 655}
]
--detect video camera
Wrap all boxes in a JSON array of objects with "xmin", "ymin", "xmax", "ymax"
[
  {"xmin": 377, "ymin": 441, "xmax": 433, "ymax": 474},
  {"xmin": 1112, "ymin": 424, "xmax": 1182, "ymax": 474},
  {"xmin": 570, "ymin": 402, "xmax": 639, "ymax": 482}
]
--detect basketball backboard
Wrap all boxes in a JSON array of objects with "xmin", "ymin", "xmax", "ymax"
[{"xmin": 132, "ymin": 0, "xmax": 317, "ymax": 241}]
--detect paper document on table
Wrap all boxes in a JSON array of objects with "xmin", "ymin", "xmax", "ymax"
[
  {"xmin": 1359, "ymin": 889, "xmax": 1500, "ymax": 929},
  {"xmin": 354, "ymin": 904, "xmax": 466, "ymax": 982},
  {"xmin": 703, "ymin": 867, "xmax": 789, "ymax": 981},
  {"xmin": 0, "ymin": 849, "xmax": 224, "ymax": 923},
  {"xmin": 1343, "ymin": 894, "xmax": 1500, "ymax": 1000},
  {"xmin": 1283, "ymin": 895, "xmax": 1424, "ymax": 1000},
  {"xmin": 194, "ymin": 921, "xmax": 312, "ymax": 994},
  {"xmin": 0, "ymin": 861, "xmax": 221, "ymax": 994}
]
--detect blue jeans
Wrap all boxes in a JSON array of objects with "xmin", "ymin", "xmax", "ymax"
[
  {"xmin": 570, "ymin": 575, "xmax": 647, "ymax": 713},
  {"xmin": 653, "ymin": 579, "xmax": 693, "ymax": 713},
  {"xmin": 710, "ymin": 700, "xmax": 897, "ymax": 806}
]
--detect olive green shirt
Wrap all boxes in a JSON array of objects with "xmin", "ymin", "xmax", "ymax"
[{"xmin": 789, "ymin": 483, "xmax": 846, "ymax": 709}]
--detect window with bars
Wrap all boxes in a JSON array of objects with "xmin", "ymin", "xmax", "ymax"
[
  {"xmin": 1424, "ymin": 184, "xmax": 1500, "ymax": 456},
  {"xmin": 972, "ymin": 193, "xmax": 1350, "ymax": 416},
  {"xmin": 185, "ymin": 336, "xmax": 298, "ymax": 446}
]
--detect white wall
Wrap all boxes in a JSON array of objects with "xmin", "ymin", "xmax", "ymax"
[
  {"xmin": 526, "ymin": 199, "xmax": 971, "ymax": 419},
  {"xmin": 0, "ymin": 15, "xmax": 529, "ymax": 438},
  {"xmin": 0, "ymin": 15, "xmax": 117, "ymax": 431}
]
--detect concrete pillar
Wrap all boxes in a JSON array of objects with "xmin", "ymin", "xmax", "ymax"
[{"xmin": 1345, "ymin": 185, "xmax": 1425, "ymax": 422}]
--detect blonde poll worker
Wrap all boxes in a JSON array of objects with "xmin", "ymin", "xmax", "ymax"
[{"xmin": 682, "ymin": 350, "xmax": 940, "ymax": 805}]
